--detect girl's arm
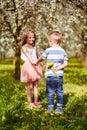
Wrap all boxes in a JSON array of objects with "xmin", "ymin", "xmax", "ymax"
[
  {"xmin": 36, "ymin": 49, "xmax": 39, "ymax": 58},
  {"xmin": 36, "ymin": 49, "xmax": 43, "ymax": 66},
  {"xmin": 22, "ymin": 46, "xmax": 36, "ymax": 64}
]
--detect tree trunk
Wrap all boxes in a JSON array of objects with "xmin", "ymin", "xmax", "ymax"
[
  {"xmin": 14, "ymin": 45, "xmax": 20, "ymax": 80},
  {"xmin": 82, "ymin": 47, "xmax": 87, "ymax": 69},
  {"xmin": 81, "ymin": 23, "xmax": 87, "ymax": 69}
]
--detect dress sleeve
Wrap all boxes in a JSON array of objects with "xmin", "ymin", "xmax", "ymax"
[{"xmin": 21, "ymin": 51, "xmax": 28, "ymax": 61}]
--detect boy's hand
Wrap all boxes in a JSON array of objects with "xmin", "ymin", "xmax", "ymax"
[{"xmin": 51, "ymin": 67, "xmax": 57, "ymax": 73}]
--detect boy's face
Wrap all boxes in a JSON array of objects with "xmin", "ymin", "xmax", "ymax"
[
  {"xmin": 48, "ymin": 34, "xmax": 58, "ymax": 46},
  {"xmin": 48, "ymin": 36, "xmax": 53, "ymax": 46}
]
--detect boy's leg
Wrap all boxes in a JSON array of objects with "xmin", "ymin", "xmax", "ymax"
[
  {"xmin": 46, "ymin": 77, "xmax": 56, "ymax": 112},
  {"xmin": 47, "ymin": 105, "xmax": 54, "ymax": 113},
  {"xmin": 55, "ymin": 76, "xmax": 64, "ymax": 114}
]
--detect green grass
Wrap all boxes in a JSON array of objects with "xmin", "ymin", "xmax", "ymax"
[
  {"xmin": 64, "ymin": 83, "xmax": 87, "ymax": 95},
  {"xmin": 0, "ymin": 57, "xmax": 87, "ymax": 130}
]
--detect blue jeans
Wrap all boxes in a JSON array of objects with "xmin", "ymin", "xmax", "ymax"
[{"xmin": 46, "ymin": 76, "xmax": 64, "ymax": 107}]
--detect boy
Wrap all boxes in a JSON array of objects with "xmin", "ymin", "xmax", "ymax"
[{"xmin": 37, "ymin": 31, "xmax": 68, "ymax": 114}]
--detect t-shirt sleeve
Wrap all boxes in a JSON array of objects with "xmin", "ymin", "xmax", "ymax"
[
  {"xmin": 64, "ymin": 52, "xmax": 68, "ymax": 61},
  {"xmin": 41, "ymin": 49, "xmax": 48, "ymax": 59}
]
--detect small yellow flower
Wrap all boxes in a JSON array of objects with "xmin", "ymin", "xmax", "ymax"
[
  {"xmin": 15, "ymin": 114, "xmax": 19, "ymax": 117},
  {"xmin": 46, "ymin": 121, "xmax": 51, "ymax": 125},
  {"xmin": 47, "ymin": 62, "xmax": 54, "ymax": 69},
  {"xmin": 82, "ymin": 111, "xmax": 87, "ymax": 116},
  {"xmin": 32, "ymin": 112, "xmax": 35, "ymax": 118},
  {"xmin": 25, "ymin": 112, "xmax": 28, "ymax": 115},
  {"xmin": 20, "ymin": 116, "xmax": 23, "ymax": 119},
  {"xmin": 75, "ymin": 94, "xmax": 79, "ymax": 97},
  {"xmin": 44, "ymin": 111, "xmax": 49, "ymax": 116},
  {"xmin": 24, "ymin": 102, "xmax": 28, "ymax": 105}
]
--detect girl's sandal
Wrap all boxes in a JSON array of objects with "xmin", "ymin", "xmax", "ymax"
[
  {"xmin": 34, "ymin": 102, "xmax": 42, "ymax": 107},
  {"xmin": 29, "ymin": 102, "xmax": 36, "ymax": 109}
]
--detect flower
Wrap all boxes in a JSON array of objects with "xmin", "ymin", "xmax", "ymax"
[{"xmin": 47, "ymin": 62, "xmax": 54, "ymax": 69}]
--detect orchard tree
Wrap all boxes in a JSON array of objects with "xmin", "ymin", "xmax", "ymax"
[
  {"xmin": 0, "ymin": 0, "xmax": 47, "ymax": 79},
  {"xmin": 0, "ymin": 0, "xmax": 31, "ymax": 79},
  {"xmin": 0, "ymin": 0, "xmax": 87, "ymax": 81},
  {"xmin": 0, "ymin": 0, "xmax": 54, "ymax": 79}
]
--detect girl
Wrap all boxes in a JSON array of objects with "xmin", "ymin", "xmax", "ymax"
[{"xmin": 20, "ymin": 29, "xmax": 42, "ymax": 108}]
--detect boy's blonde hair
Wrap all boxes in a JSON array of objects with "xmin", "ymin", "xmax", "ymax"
[{"xmin": 49, "ymin": 31, "xmax": 61, "ymax": 44}]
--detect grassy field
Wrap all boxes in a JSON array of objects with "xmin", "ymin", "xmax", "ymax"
[{"xmin": 0, "ymin": 57, "xmax": 87, "ymax": 130}]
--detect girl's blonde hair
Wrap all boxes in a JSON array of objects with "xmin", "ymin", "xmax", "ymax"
[{"xmin": 20, "ymin": 29, "xmax": 36, "ymax": 47}]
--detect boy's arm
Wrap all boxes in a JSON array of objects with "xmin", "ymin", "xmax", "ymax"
[
  {"xmin": 57, "ymin": 60, "xmax": 68, "ymax": 70},
  {"xmin": 52, "ymin": 60, "xmax": 68, "ymax": 72},
  {"xmin": 36, "ymin": 50, "xmax": 47, "ymax": 64},
  {"xmin": 36, "ymin": 57, "xmax": 44, "ymax": 64}
]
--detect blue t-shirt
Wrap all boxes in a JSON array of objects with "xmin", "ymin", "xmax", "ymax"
[{"xmin": 41, "ymin": 46, "xmax": 68, "ymax": 77}]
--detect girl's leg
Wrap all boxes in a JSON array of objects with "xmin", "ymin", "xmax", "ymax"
[
  {"xmin": 33, "ymin": 80, "xmax": 38, "ymax": 103},
  {"xmin": 27, "ymin": 82, "xmax": 33, "ymax": 104},
  {"xmin": 33, "ymin": 80, "xmax": 41, "ymax": 107}
]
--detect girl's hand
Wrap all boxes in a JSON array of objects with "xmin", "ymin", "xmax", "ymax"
[
  {"xmin": 31, "ymin": 60, "xmax": 37, "ymax": 65},
  {"xmin": 36, "ymin": 60, "xmax": 38, "ymax": 65}
]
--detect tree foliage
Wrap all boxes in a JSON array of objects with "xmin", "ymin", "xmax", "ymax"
[{"xmin": 0, "ymin": 0, "xmax": 87, "ymax": 79}]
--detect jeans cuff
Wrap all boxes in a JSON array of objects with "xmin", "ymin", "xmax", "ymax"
[
  {"xmin": 57, "ymin": 103, "xmax": 63, "ymax": 107},
  {"xmin": 48, "ymin": 105, "xmax": 54, "ymax": 108}
]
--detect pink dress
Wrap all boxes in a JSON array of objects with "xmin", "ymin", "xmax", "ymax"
[{"xmin": 20, "ymin": 47, "xmax": 42, "ymax": 83}]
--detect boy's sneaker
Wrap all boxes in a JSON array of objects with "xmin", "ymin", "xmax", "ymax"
[
  {"xmin": 47, "ymin": 105, "xmax": 54, "ymax": 115},
  {"xmin": 55, "ymin": 107, "xmax": 63, "ymax": 114},
  {"xmin": 34, "ymin": 102, "xmax": 42, "ymax": 107}
]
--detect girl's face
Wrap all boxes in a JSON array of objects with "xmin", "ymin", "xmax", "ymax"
[{"xmin": 27, "ymin": 32, "xmax": 35, "ymax": 46}]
